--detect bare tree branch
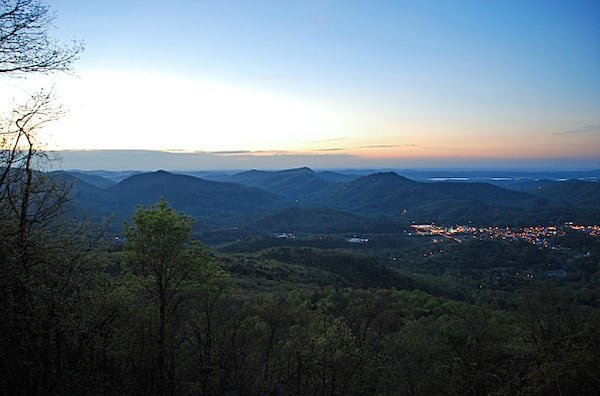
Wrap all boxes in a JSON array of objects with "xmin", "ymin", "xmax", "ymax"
[{"xmin": 0, "ymin": 0, "xmax": 83, "ymax": 74}]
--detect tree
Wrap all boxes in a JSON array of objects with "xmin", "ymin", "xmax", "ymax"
[
  {"xmin": 1, "ymin": 0, "xmax": 82, "ymax": 323},
  {"xmin": 0, "ymin": 0, "xmax": 84, "ymax": 284},
  {"xmin": 0, "ymin": 90, "xmax": 68, "ymax": 259},
  {"xmin": 1, "ymin": 0, "xmax": 83, "ymax": 195},
  {"xmin": 1, "ymin": 0, "xmax": 83, "ymax": 251},
  {"xmin": 0, "ymin": 1, "xmax": 89, "ymax": 394},
  {"xmin": 123, "ymin": 198, "xmax": 228, "ymax": 395},
  {"xmin": 1, "ymin": 0, "xmax": 83, "ymax": 74}
]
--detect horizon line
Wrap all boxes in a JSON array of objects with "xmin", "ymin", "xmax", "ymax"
[{"xmin": 48, "ymin": 149, "xmax": 600, "ymax": 172}]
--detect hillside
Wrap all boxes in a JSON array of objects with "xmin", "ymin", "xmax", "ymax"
[
  {"xmin": 58, "ymin": 171, "xmax": 117, "ymax": 188},
  {"xmin": 245, "ymin": 206, "xmax": 393, "ymax": 233},
  {"xmin": 223, "ymin": 167, "xmax": 334, "ymax": 198},
  {"xmin": 57, "ymin": 169, "xmax": 600, "ymax": 231},
  {"xmin": 528, "ymin": 180, "xmax": 600, "ymax": 208},
  {"xmin": 57, "ymin": 170, "xmax": 290, "ymax": 229},
  {"xmin": 109, "ymin": 170, "xmax": 286, "ymax": 220},
  {"xmin": 48, "ymin": 171, "xmax": 127, "ymax": 222},
  {"xmin": 502, "ymin": 179, "xmax": 559, "ymax": 191},
  {"xmin": 315, "ymin": 172, "xmax": 546, "ymax": 223},
  {"xmin": 315, "ymin": 170, "xmax": 359, "ymax": 183},
  {"xmin": 317, "ymin": 172, "xmax": 420, "ymax": 212}
]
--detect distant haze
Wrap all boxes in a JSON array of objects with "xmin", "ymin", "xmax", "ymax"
[{"xmin": 53, "ymin": 150, "xmax": 600, "ymax": 171}]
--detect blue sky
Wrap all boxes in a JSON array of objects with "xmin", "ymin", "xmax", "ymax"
[{"xmin": 8, "ymin": 0, "xmax": 599, "ymax": 169}]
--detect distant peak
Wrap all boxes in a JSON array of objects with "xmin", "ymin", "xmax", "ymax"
[
  {"xmin": 372, "ymin": 171, "xmax": 408, "ymax": 178},
  {"xmin": 120, "ymin": 170, "xmax": 178, "ymax": 183},
  {"xmin": 373, "ymin": 171, "xmax": 398, "ymax": 177},
  {"xmin": 278, "ymin": 166, "xmax": 314, "ymax": 174},
  {"xmin": 360, "ymin": 171, "xmax": 415, "ymax": 183}
]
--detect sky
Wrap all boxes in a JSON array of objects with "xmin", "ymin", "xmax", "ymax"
[{"xmin": 3, "ymin": 0, "xmax": 600, "ymax": 170}]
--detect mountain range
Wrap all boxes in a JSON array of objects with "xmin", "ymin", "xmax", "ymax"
[{"xmin": 53, "ymin": 167, "xmax": 600, "ymax": 236}]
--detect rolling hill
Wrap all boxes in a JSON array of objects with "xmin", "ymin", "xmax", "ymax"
[
  {"xmin": 527, "ymin": 180, "xmax": 600, "ymax": 208},
  {"xmin": 219, "ymin": 167, "xmax": 334, "ymax": 198},
  {"xmin": 54, "ymin": 168, "xmax": 600, "ymax": 233},
  {"xmin": 318, "ymin": 172, "xmax": 542, "ymax": 211},
  {"xmin": 59, "ymin": 171, "xmax": 118, "ymax": 188},
  {"xmin": 55, "ymin": 170, "xmax": 288, "ymax": 229},
  {"xmin": 108, "ymin": 170, "xmax": 287, "ymax": 220}
]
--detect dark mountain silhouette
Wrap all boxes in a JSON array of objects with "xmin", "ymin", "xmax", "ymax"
[
  {"xmin": 56, "ymin": 169, "xmax": 600, "ymax": 231},
  {"xmin": 108, "ymin": 170, "xmax": 286, "ymax": 219},
  {"xmin": 319, "ymin": 172, "xmax": 543, "ymax": 209},
  {"xmin": 317, "ymin": 172, "xmax": 425, "ymax": 211},
  {"xmin": 315, "ymin": 170, "xmax": 359, "ymax": 183},
  {"xmin": 223, "ymin": 167, "xmax": 333, "ymax": 198},
  {"xmin": 65, "ymin": 169, "xmax": 142, "ymax": 182},
  {"xmin": 502, "ymin": 179, "xmax": 559, "ymax": 192},
  {"xmin": 315, "ymin": 172, "xmax": 551, "ymax": 224},
  {"xmin": 431, "ymin": 181, "xmax": 543, "ymax": 206},
  {"xmin": 60, "ymin": 171, "xmax": 117, "ymax": 188},
  {"xmin": 48, "ymin": 171, "xmax": 127, "ymax": 222},
  {"xmin": 528, "ymin": 180, "xmax": 600, "ymax": 208},
  {"xmin": 55, "ymin": 170, "xmax": 287, "ymax": 229}
]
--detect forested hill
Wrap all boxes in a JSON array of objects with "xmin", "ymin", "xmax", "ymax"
[
  {"xmin": 63, "ymin": 170, "xmax": 288, "ymax": 226},
  {"xmin": 109, "ymin": 170, "xmax": 281, "ymax": 211},
  {"xmin": 527, "ymin": 179, "xmax": 600, "ymax": 208},
  {"xmin": 316, "ymin": 171, "xmax": 543, "ymax": 210},
  {"xmin": 59, "ymin": 168, "xmax": 600, "ymax": 231},
  {"xmin": 218, "ymin": 167, "xmax": 332, "ymax": 198}
]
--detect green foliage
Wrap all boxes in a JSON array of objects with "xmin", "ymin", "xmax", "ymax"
[
  {"xmin": 121, "ymin": 198, "xmax": 228, "ymax": 395},
  {"xmin": 3, "ymin": 197, "xmax": 600, "ymax": 395},
  {"xmin": 123, "ymin": 198, "xmax": 228, "ymax": 294},
  {"xmin": 0, "ymin": 221, "xmax": 121, "ymax": 395},
  {"xmin": 260, "ymin": 246, "xmax": 419, "ymax": 289}
]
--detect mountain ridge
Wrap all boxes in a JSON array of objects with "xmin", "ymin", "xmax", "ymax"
[{"xmin": 53, "ymin": 168, "xmax": 600, "ymax": 232}]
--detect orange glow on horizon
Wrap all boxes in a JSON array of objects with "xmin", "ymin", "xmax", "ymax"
[{"xmin": 2, "ymin": 72, "xmax": 597, "ymax": 164}]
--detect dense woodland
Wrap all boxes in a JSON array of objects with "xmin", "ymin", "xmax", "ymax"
[
  {"xmin": 2, "ymin": 1, "xmax": 600, "ymax": 395},
  {"xmin": 2, "ymin": 191, "xmax": 600, "ymax": 395}
]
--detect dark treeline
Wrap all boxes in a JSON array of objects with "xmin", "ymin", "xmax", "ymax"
[{"xmin": 2, "ymin": 192, "xmax": 600, "ymax": 395}]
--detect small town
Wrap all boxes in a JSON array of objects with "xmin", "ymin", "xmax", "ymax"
[{"xmin": 410, "ymin": 223, "xmax": 600, "ymax": 248}]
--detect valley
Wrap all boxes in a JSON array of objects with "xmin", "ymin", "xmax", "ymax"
[{"xmin": 4, "ymin": 165, "xmax": 600, "ymax": 395}]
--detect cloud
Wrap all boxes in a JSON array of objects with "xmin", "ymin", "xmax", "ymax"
[
  {"xmin": 315, "ymin": 148, "xmax": 345, "ymax": 152},
  {"xmin": 361, "ymin": 144, "xmax": 398, "ymax": 149},
  {"xmin": 210, "ymin": 150, "xmax": 254, "ymax": 155},
  {"xmin": 53, "ymin": 149, "xmax": 600, "ymax": 171},
  {"xmin": 553, "ymin": 125, "xmax": 600, "ymax": 136},
  {"xmin": 361, "ymin": 144, "xmax": 419, "ymax": 149},
  {"xmin": 208, "ymin": 149, "xmax": 300, "ymax": 156}
]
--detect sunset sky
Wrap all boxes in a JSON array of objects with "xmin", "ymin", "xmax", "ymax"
[{"xmin": 3, "ymin": 0, "xmax": 599, "ymax": 169}]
